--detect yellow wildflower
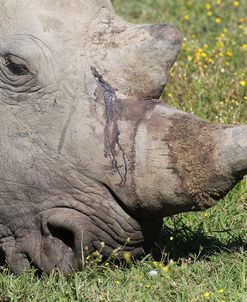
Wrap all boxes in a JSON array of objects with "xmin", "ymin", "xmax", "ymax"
[
  {"xmin": 218, "ymin": 288, "xmax": 224, "ymax": 293},
  {"xmin": 242, "ymin": 44, "xmax": 247, "ymax": 51},
  {"xmin": 123, "ymin": 251, "xmax": 132, "ymax": 264},
  {"xmin": 244, "ymin": 96, "xmax": 247, "ymax": 100},
  {"xmin": 205, "ymin": 3, "xmax": 211, "ymax": 10},
  {"xmin": 240, "ymin": 81, "xmax": 247, "ymax": 87},
  {"xmin": 204, "ymin": 212, "xmax": 208, "ymax": 217},
  {"xmin": 226, "ymin": 50, "xmax": 232, "ymax": 57},
  {"xmin": 170, "ymin": 236, "xmax": 174, "ymax": 241},
  {"xmin": 217, "ymin": 0, "xmax": 221, "ymax": 4},
  {"xmin": 233, "ymin": 1, "xmax": 240, "ymax": 7},
  {"xmin": 184, "ymin": 15, "xmax": 190, "ymax": 21},
  {"xmin": 203, "ymin": 292, "xmax": 210, "ymax": 299},
  {"xmin": 216, "ymin": 41, "xmax": 224, "ymax": 48},
  {"xmin": 207, "ymin": 11, "xmax": 212, "ymax": 16},
  {"xmin": 115, "ymin": 281, "xmax": 120, "ymax": 285},
  {"xmin": 207, "ymin": 58, "xmax": 214, "ymax": 64},
  {"xmin": 163, "ymin": 266, "xmax": 169, "ymax": 272},
  {"xmin": 152, "ymin": 261, "xmax": 158, "ymax": 268},
  {"xmin": 195, "ymin": 48, "xmax": 205, "ymax": 61},
  {"xmin": 215, "ymin": 17, "xmax": 221, "ymax": 24}
]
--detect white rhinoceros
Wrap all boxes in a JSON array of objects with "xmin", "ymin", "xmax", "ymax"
[{"xmin": 0, "ymin": 0, "xmax": 245, "ymax": 274}]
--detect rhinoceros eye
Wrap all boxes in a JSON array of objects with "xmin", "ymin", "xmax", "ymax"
[{"xmin": 4, "ymin": 55, "xmax": 29, "ymax": 76}]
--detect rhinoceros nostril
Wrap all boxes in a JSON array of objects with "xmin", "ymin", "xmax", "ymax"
[{"xmin": 47, "ymin": 223, "xmax": 75, "ymax": 251}]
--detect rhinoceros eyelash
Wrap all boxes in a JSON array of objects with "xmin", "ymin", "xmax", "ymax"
[{"xmin": 4, "ymin": 55, "xmax": 30, "ymax": 76}]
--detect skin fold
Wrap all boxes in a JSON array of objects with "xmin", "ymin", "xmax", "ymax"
[{"xmin": 0, "ymin": 0, "xmax": 246, "ymax": 274}]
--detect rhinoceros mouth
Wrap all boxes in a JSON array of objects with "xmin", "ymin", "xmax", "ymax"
[{"xmin": 34, "ymin": 191, "xmax": 151, "ymax": 273}]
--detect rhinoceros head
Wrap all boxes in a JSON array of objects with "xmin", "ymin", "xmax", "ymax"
[{"xmin": 0, "ymin": 0, "xmax": 245, "ymax": 274}]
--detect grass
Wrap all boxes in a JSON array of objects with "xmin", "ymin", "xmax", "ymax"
[{"xmin": 0, "ymin": 0, "xmax": 247, "ymax": 301}]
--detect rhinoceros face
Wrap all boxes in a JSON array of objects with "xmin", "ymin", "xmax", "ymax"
[
  {"xmin": 0, "ymin": 0, "xmax": 182, "ymax": 273},
  {"xmin": 0, "ymin": 0, "xmax": 245, "ymax": 274}
]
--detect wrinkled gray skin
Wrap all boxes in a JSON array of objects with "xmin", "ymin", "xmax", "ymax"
[{"xmin": 0, "ymin": 0, "xmax": 246, "ymax": 274}]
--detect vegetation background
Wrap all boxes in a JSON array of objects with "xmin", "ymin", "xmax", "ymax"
[{"xmin": 0, "ymin": 0, "xmax": 246, "ymax": 301}]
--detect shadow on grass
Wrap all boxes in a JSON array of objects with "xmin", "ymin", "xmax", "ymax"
[
  {"xmin": 151, "ymin": 222, "xmax": 247, "ymax": 263},
  {"xmin": 0, "ymin": 249, "xmax": 5, "ymax": 267}
]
